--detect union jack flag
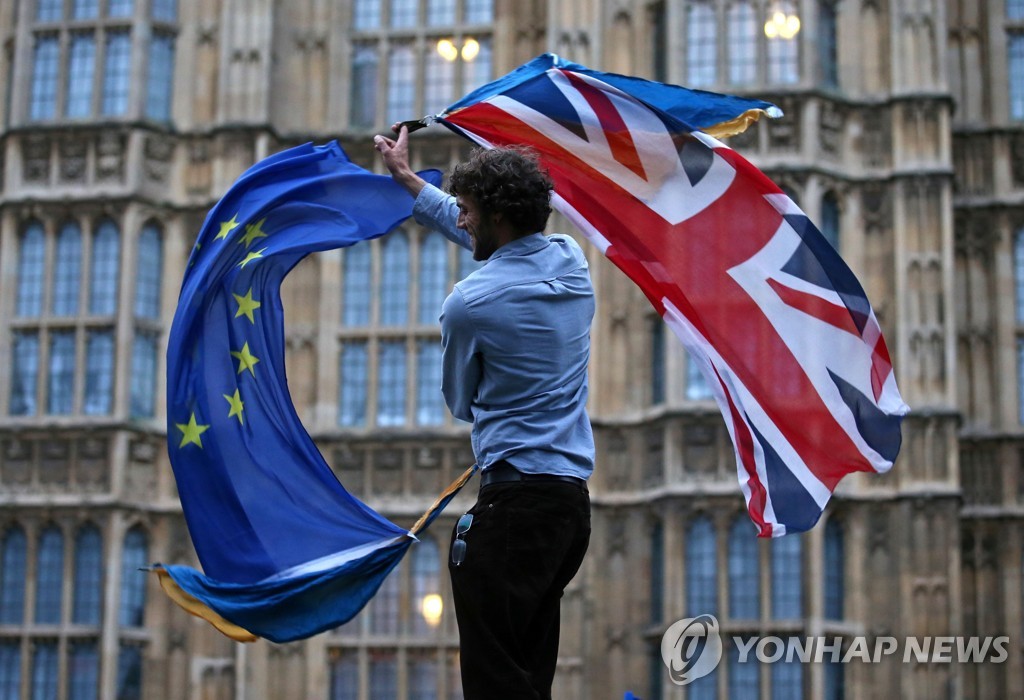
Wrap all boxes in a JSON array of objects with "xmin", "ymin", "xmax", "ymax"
[{"xmin": 436, "ymin": 55, "xmax": 909, "ymax": 536}]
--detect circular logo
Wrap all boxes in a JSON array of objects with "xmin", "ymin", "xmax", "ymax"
[{"xmin": 661, "ymin": 614, "xmax": 723, "ymax": 686}]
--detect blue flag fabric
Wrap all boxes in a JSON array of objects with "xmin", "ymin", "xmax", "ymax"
[{"xmin": 157, "ymin": 141, "xmax": 453, "ymax": 642}]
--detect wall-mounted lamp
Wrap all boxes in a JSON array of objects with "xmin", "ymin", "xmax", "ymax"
[
  {"xmin": 437, "ymin": 38, "xmax": 480, "ymax": 62},
  {"xmin": 764, "ymin": 5, "xmax": 801, "ymax": 40}
]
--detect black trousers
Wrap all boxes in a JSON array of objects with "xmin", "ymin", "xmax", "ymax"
[{"xmin": 449, "ymin": 477, "xmax": 591, "ymax": 700}]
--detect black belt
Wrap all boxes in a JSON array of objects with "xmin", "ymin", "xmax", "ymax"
[{"xmin": 479, "ymin": 460, "xmax": 587, "ymax": 489}]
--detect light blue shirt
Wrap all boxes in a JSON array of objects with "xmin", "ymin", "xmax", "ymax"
[{"xmin": 413, "ymin": 183, "xmax": 596, "ymax": 479}]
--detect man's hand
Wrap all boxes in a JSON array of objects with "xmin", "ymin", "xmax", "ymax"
[{"xmin": 374, "ymin": 124, "xmax": 428, "ymax": 198}]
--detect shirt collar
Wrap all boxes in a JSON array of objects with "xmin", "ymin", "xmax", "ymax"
[{"xmin": 487, "ymin": 233, "xmax": 549, "ymax": 262}]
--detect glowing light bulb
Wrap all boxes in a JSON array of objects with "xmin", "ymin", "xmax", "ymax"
[
  {"xmin": 461, "ymin": 38, "xmax": 480, "ymax": 62},
  {"xmin": 436, "ymin": 39, "xmax": 458, "ymax": 62},
  {"xmin": 421, "ymin": 594, "xmax": 443, "ymax": 627}
]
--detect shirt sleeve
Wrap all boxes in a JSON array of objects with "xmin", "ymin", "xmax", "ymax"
[
  {"xmin": 413, "ymin": 183, "xmax": 472, "ymax": 251},
  {"xmin": 439, "ymin": 288, "xmax": 481, "ymax": 423}
]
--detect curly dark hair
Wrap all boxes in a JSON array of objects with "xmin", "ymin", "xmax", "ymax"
[{"xmin": 447, "ymin": 147, "xmax": 554, "ymax": 236}]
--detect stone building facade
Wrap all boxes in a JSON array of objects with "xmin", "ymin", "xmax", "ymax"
[{"xmin": 0, "ymin": 0, "xmax": 1021, "ymax": 698}]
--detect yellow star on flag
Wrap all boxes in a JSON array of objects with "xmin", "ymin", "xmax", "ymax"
[
  {"xmin": 238, "ymin": 248, "xmax": 266, "ymax": 269},
  {"xmin": 238, "ymin": 218, "xmax": 268, "ymax": 248},
  {"xmin": 175, "ymin": 412, "xmax": 210, "ymax": 449},
  {"xmin": 233, "ymin": 288, "xmax": 262, "ymax": 324},
  {"xmin": 216, "ymin": 213, "xmax": 240, "ymax": 240},
  {"xmin": 231, "ymin": 342, "xmax": 261, "ymax": 377},
  {"xmin": 223, "ymin": 389, "xmax": 245, "ymax": 425}
]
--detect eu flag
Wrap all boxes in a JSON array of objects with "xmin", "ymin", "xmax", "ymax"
[{"xmin": 155, "ymin": 142, "xmax": 465, "ymax": 643}]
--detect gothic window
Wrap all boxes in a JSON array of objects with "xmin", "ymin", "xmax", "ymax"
[
  {"xmin": 728, "ymin": 1, "xmax": 757, "ymax": 85},
  {"xmin": 1015, "ymin": 229, "xmax": 1024, "ymax": 323},
  {"xmin": 377, "ymin": 340, "xmax": 408, "ymax": 426},
  {"xmin": 348, "ymin": 0, "xmax": 493, "ymax": 129},
  {"xmin": 419, "ymin": 232, "xmax": 448, "ymax": 324},
  {"xmin": 408, "ymin": 651, "xmax": 438, "ymax": 699},
  {"xmin": 339, "ymin": 342, "xmax": 369, "ymax": 427},
  {"xmin": 135, "ymin": 223, "xmax": 163, "ymax": 319},
  {"xmin": 824, "ymin": 657, "xmax": 844, "ymax": 700},
  {"xmin": 767, "ymin": 1, "xmax": 800, "ymax": 84},
  {"xmin": 688, "ymin": 0, "xmax": 808, "ymax": 86},
  {"xmin": 368, "ymin": 569, "xmax": 401, "ymax": 634},
  {"xmin": 824, "ymin": 517, "xmax": 844, "ymax": 620},
  {"xmin": 771, "ymin": 534, "xmax": 803, "ymax": 618},
  {"xmin": 118, "ymin": 527, "xmax": 148, "ymax": 627},
  {"xmin": 84, "ymin": 330, "xmax": 115, "ymax": 414},
  {"xmin": 27, "ymin": 0, "xmax": 172, "ymax": 122},
  {"xmin": 650, "ymin": 1, "xmax": 668, "ymax": 83},
  {"xmin": 342, "ymin": 244, "xmax": 372, "ymax": 326},
  {"xmin": 47, "ymin": 331, "xmax": 76, "ymax": 415},
  {"xmin": 689, "ymin": 670, "xmax": 716, "ymax": 700},
  {"xmin": 117, "ymin": 644, "xmax": 143, "ymax": 699},
  {"xmin": 686, "ymin": 1, "xmax": 717, "ymax": 87},
  {"xmin": 53, "ymin": 222, "xmax": 83, "ymax": 316},
  {"xmin": 369, "ymin": 651, "xmax": 399, "ymax": 697},
  {"xmin": 1018, "ymin": 338, "xmax": 1024, "ymax": 423},
  {"xmin": 820, "ymin": 192, "xmax": 841, "ymax": 250},
  {"xmin": 381, "ymin": 234, "xmax": 410, "ymax": 325},
  {"xmin": 10, "ymin": 332, "xmax": 40, "ymax": 416},
  {"xmin": 102, "ymin": 30, "xmax": 132, "ymax": 116},
  {"xmin": 35, "ymin": 526, "xmax": 64, "ymax": 624},
  {"xmin": 129, "ymin": 333, "xmax": 159, "ymax": 418},
  {"xmin": 728, "ymin": 516, "xmax": 760, "ymax": 618},
  {"xmin": 458, "ymin": 246, "xmax": 480, "ymax": 280},
  {"xmin": 16, "ymin": 222, "xmax": 45, "ymax": 317},
  {"xmin": 89, "ymin": 220, "xmax": 120, "ymax": 315},
  {"xmin": 73, "ymin": 525, "xmax": 103, "ymax": 624},
  {"xmin": 0, "ymin": 526, "xmax": 27, "ymax": 623},
  {"xmin": 686, "ymin": 516, "xmax": 718, "ymax": 615},
  {"xmin": 416, "ymin": 340, "xmax": 444, "ymax": 425}
]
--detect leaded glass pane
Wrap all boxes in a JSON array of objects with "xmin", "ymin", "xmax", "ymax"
[
  {"xmin": 73, "ymin": 525, "xmax": 103, "ymax": 624},
  {"xmin": 824, "ymin": 518, "xmax": 844, "ymax": 620},
  {"xmin": 463, "ymin": 36, "xmax": 491, "ymax": 93},
  {"xmin": 342, "ymin": 244, "xmax": 371, "ymax": 325},
  {"xmin": 351, "ymin": 45, "xmax": 379, "ymax": 129},
  {"xmin": 416, "ymin": 341, "xmax": 443, "ymax": 425},
  {"xmin": 427, "ymin": 0, "xmax": 455, "ymax": 26},
  {"xmin": 30, "ymin": 36, "xmax": 59, "ymax": 121},
  {"xmin": 47, "ymin": 331, "xmax": 76, "ymax": 415},
  {"xmin": 116, "ymin": 644, "xmax": 142, "ymax": 700},
  {"xmin": 130, "ymin": 333, "xmax": 158, "ymax": 419},
  {"xmin": 73, "ymin": 0, "xmax": 99, "ymax": 20},
  {"xmin": 37, "ymin": 0, "xmax": 62, "ymax": 22},
  {"xmin": 66, "ymin": 33, "xmax": 97, "ymax": 118},
  {"xmin": 135, "ymin": 224, "xmax": 162, "ymax": 318},
  {"xmin": 820, "ymin": 193, "xmax": 840, "ymax": 250},
  {"xmin": 729, "ymin": 640, "xmax": 760, "ymax": 697},
  {"xmin": 90, "ymin": 220, "xmax": 120, "ymax": 314},
  {"xmin": 686, "ymin": 516, "xmax": 717, "ymax": 616},
  {"xmin": 103, "ymin": 31, "xmax": 132, "ymax": 116},
  {"xmin": 0, "ymin": 527, "xmax": 27, "ymax": 623},
  {"xmin": 119, "ymin": 528, "xmax": 147, "ymax": 627},
  {"xmin": 418, "ymin": 232, "xmax": 448, "ymax": 323},
  {"xmin": 53, "ymin": 222, "xmax": 83, "ymax": 316},
  {"xmin": 771, "ymin": 534, "xmax": 803, "ymax": 618},
  {"xmin": 380, "ymin": 233, "xmax": 410, "ymax": 325},
  {"xmin": 819, "ymin": 1, "xmax": 838, "ymax": 86},
  {"xmin": 10, "ymin": 332, "xmax": 40, "ymax": 416},
  {"xmin": 651, "ymin": 319, "xmax": 665, "ymax": 405},
  {"xmin": 767, "ymin": 1, "xmax": 800, "ymax": 84},
  {"xmin": 687, "ymin": 2, "xmax": 717, "ymax": 87},
  {"xmin": 425, "ymin": 47, "xmax": 456, "ymax": 116},
  {"xmin": 152, "ymin": 0, "xmax": 177, "ymax": 22},
  {"xmin": 145, "ymin": 34, "xmax": 175, "ymax": 120},
  {"xmin": 69, "ymin": 642, "xmax": 100, "ymax": 700},
  {"xmin": 108, "ymin": 0, "xmax": 134, "ymax": 18},
  {"xmin": 329, "ymin": 651, "xmax": 359, "ymax": 700},
  {"xmin": 650, "ymin": 522, "xmax": 664, "ymax": 623},
  {"xmin": 728, "ymin": 2, "xmax": 757, "ymax": 85},
  {"xmin": 729, "ymin": 517, "xmax": 759, "ymax": 618},
  {"xmin": 368, "ymin": 572, "xmax": 400, "ymax": 634},
  {"xmin": 35, "ymin": 527, "xmax": 64, "ymax": 624},
  {"xmin": 1011, "ymin": 35, "xmax": 1024, "ymax": 119},
  {"xmin": 369, "ymin": 652, "xmax": 398, "ymax": 699},
  {"xmin": 0, "ymin": 642, "xmax": 21, "ymax": 699},
  {"xmin": 387, "ymin": 44, "xmax": 416, "ymax": 125},
  {"xmin": 84, "ymin": 330, "xmax": 114, "ymax": 415},
  {"xmin": 411, "ymin": 537, "xmax": 441, "ymax": 635},
  {"xmin": 465, "ymin": 0, "xmax": 493, "ymax": 23},
  {"xmin": 31, "ymin": 641, "xmax": 58, "ymax": 700},
  {"xmin": 771, "ymin": 647, "xmax": 804, "ymax": 700},
  {"xmin": 409, "ymin": 652, "xmax": 438, "ymax": 700},
  {"xmin": 353, "ymin": 0, "xmax": 381, "ymax": 29},
  {"xmin": 339, "ymin": 342, "xmax": 368, "ymax": 427},
  {"xmin": 377, "ymin": 340, "xmax": 407, "ymax": 426},
  {"xmin": 390, "ymin": 0, "xmax": 417, "ymax": 28},
  {"xmin": 17, "ymin": 223, "xmax": 46, "ymax": 317}
]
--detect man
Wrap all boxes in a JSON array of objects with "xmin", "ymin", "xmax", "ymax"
[{"xmin": 375, "ymin": 126, "xmax": 594, "ymax": 699}]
